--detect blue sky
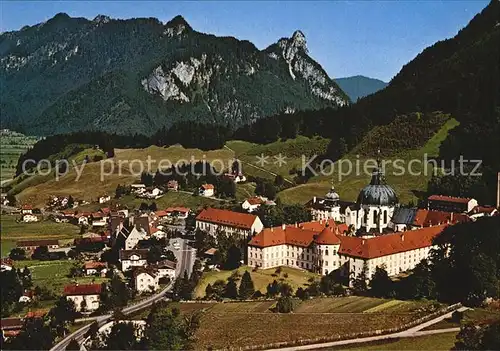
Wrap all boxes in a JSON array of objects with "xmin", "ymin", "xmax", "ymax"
[{"xmin": 0, "ymin": 1, "xmax": 489, "ymax": 81}]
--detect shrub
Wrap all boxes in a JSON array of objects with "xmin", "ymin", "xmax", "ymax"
[{"xmin": 276, "ymin": 296, "xmax": 294, "ymax": 313}]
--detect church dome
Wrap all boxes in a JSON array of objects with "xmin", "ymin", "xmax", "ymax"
[
  {"xmin": 325, "ymin": 185, "xmax": 339, "ymax": 201},
  {"xmin": 357, "ymin": 165, "xmax": 398, "ymax": 206}
]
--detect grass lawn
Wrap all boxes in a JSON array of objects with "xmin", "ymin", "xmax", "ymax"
[
  {"xmin": 421, "ymin": 307, "xmax": 500, "ymax": 331},
  {"xmin": 277, "ymin": 118, "xmax": 460, "ymax": 205},
  {"xmin": 194, "ymin": 266, "xmax": 318, "ymax": 298},
  {"xmin": 14, "ymin": 144, "xmax": 235, "ymax": 207},
  {"xmin": 336, "ymin": 332, "xmax": 457, "ymax": 351},
  {"xmin": 15, "ymin": 259, "xmax": 108, "ymax": 295},
  {"xmin": 116, "ymin": 192, "xmax": 223, "ymax": 211},
  {"xmin": 232, "ymin": 136, "xmax": 329, "ymax": 183},
  {"xmin": 0, "ymin": 215, "xmax": 80, "ymax": 257}
]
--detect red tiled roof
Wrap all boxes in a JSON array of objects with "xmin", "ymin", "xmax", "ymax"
[
  {"xmin": 63, "ymin": 284, "xmax": 102, "ymax": 296},
  {"xmin": 154, "ymin": 259, "xmax": 176, "ymax": 270},
  {"xmin": 204, "ymin": 248, "xmax": 218, "ymax": 255},
  {"xmin": 17, "ymin": 239, "xmax": 59, "ymax": 247},
  {"xmin": 100, "ymin": 208, "xmax": 111, "ymax": 214},
  {"xmin": 469, "ymin": 205, "xmax": 497, "ymax": 215},
  {"xmin": 196, "ymin": 208, "xmax": 258, "ymax": 230},
  {"xmin": 1, "ymin": 318, "xmax": 23, "ymax": 329},
  {"xmin": 22, "ymin": 205, "xmax": 33, "ymax": 210},
  {"xmin": 61, "ymin": 210, "xmax": 76, "ymax": 216},
  {"xmin": 413, "ymin": 209, "xmax": 469, "ymax": 227},
  {"xmin": 246, "ymin": 197, "xmax": 265, "ymax": 205},
  {"xmin": 249, "ymin": 220, "xmax": 346, "ymax": 248},
  {"xmin": 1, "ymin": 258, "xmax": 13, "ymax": 267},
  {"xmin": 165, "ymin": 207, "xmax": 189, "ymax": 214},
  {"xmin": 315, "ymin": 226, "xmax": 342, "ymax": 245},
  {"xmin": 84, "ymin": 261, "xmax": 107, "ymax": 270},
  {"xmin": 338, "ymin": 224, "xmax": 447, "ymax": 259},
  {"xmin": 428, "ymin": 195, "xmax": 471, "ymax": 204},
  {"xmin": 155, "ymin": 210, "xmax": 168, "ymax": 217},
  {"xmin": 201, "ymin": 184, "xmax": 214, "ymax": 190},
  {"xmin": 25, "ymin": 309, "xmax": 48, "ymax": 319}
]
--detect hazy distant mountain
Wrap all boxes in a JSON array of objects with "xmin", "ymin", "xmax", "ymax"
[
  {"xmin": 334, "ymin": 75, "xmax": 388, "ymax": 101},
  {"xmin": 0, "ymin": 14, "xmax": 349, "ymax": 135}
]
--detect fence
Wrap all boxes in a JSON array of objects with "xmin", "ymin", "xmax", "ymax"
[{"xmin": 219, "ymin": 302, "xmax": 462, "ymax": 351}]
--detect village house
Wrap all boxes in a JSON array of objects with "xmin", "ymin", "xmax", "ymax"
[
  {"xmin": 125, "ymin": 226, "xmax": 149, "ymax": 250},
  {"xmin": 21, "ymin": 205, "xmax": 33, "ymax": 214},
  {"xmin": 18, "ymin": 291, "xmax": 34, "ymax": 303},
  {"xmin": 84, "ymin": 261, "xmax": 108, "ymax": 276},
  {"xmin": 133, "ymin": 267, "xmax": 159, "ymax": 293},
  {"xmin": 196, "ymin": 208, "xmax": 264, "ymax": 237},
  {"xmin": 0, "ymin": 258, "xmax": 13, "ymax": 272},
  {"xmin": 151, "ymin": 259, "xmax": 176, "ymax": 281},
  {"xmin": 224, "ymin": 173, "xmax": 247, "ymax": 183},
  {"xmin": 427, "ymin": 195, "xmax": 478, "ymax": 213},
  {"xmin": 16, "ymin": 239, "xmax": 59, "ymax": 254},
  {"xmin": 98, "ymin": 195, "xmax": 111, "ymax": 204},
  {"xmin": 199, "ymin": 184, "xmax": 215, "ymax": 197},
  {"xmin": 63, "ymin": 284, "xmax": 102, "ymax": 312},
  {"xmin": 1, "ymin": 317, "xmax": 24, "ymax": 339},
  {"xmin": 119, "ymin": 249, "xmax": 149, "ymax": 271},
  {"xmin": 242, "ymin": 196, "xmax": 265, "ymax": 212},
  {"xmin": 166, "ymin": 207, "xmax": 190, "ymax": 219},
  {"xmin": 167, "ymin": 180, "xmax": 179, "ymax": 191},
  {"xmin": 21, "ymin": 213, "xmax": 39, "ymax": 223},
  {"xmin": 154, "ymin": 207, "xmax": 190, "ymax": 221},
  {"xmin": 468, "ymin": 205, "xmax": 498, "ymax": 220},
  {"xmin": 131, "ymin": 184, "xmax": 146, "ymax": 194}
]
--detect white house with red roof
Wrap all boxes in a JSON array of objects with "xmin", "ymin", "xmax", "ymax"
[
  {"xmin": 241, "ymin": 196, "xmax": 275, "ymax": 212},
  {"xmin": 199, "ymin": 184, "xmax": 215, "ymax": 197},
  {"xmin": 63, "ymin": 284, "xmax": 102, "ymax": 312},
  {"xmin": 21, "ymin": 205, "xmax": 33, "ymax": 214},
  {"xmin": 196, "ymin": 208, "xmax": 263, "ymax": 237}
]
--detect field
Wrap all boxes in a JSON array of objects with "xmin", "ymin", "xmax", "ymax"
[
  {"xmin": 277, "ymin": 118, "xmax": 459, "ymax": 205},
  {"xmin": 11, "ymin": 117, "xmax": 458, "ymax": 208},
  {"xmin": 228, "ymin": 136, "xmax": 330, "ymax": 183},
  {"xmin": 421, "ymin": 307, "xmax": 500, "ymax": 331},
  {"xmin": 154, "ymin": 297, "xmax": 441, "ymax": 350},
  {"xmin": 0, "ymin": 214, "xmax": 80, "ymax": 256},
  {"xmin": 335, "ymin": 332, "xmax": 457, "ymax": 351},
  {"xmin": 194, "ymin": 266, "xmax": 318, "ymax": 298},
  {"xmin": 12, "ymin": 144, "xmax": 234, "ymax": 207},
  {"xmin": 0, "ymin": 130, "xmax": 40, "ymax": 181}
]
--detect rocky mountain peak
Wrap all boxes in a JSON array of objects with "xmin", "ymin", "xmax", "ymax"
[
  {"xmin": 291, "ymin": 30, "xmax": 307, "ymax": 50},
  {"xmin": 164, "ymin": 15, "xmax": 192, "ymax": 36},
  {"xmin": 93, "ymin": 14, "xmax": 111, "ymax": 25}
]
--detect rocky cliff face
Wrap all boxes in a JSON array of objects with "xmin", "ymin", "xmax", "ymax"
[{"xmin": 0, "ymin": 14, "xmax": 349, "ymax": 135}]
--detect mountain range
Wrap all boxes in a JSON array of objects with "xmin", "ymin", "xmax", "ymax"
[
  {"xmin": 0, "ymin": 14, "xmax": 349, "ymax": 135},
  {"xmin": 334, "ymin": 75, "xmax": 387, "ymax": 102}
]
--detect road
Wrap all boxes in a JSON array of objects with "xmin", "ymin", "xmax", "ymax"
[
  {"xmin": 265, "ymin": 307, "xmax": 467, "ymax": 351},
  {"xmin": 50, "ymin": 238, "xmax": 195, "ymax": 351}
]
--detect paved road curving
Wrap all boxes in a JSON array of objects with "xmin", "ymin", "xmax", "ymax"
[{"xmin": 50, "ymin": 239, "xmax": 194, "ymax": 351}]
